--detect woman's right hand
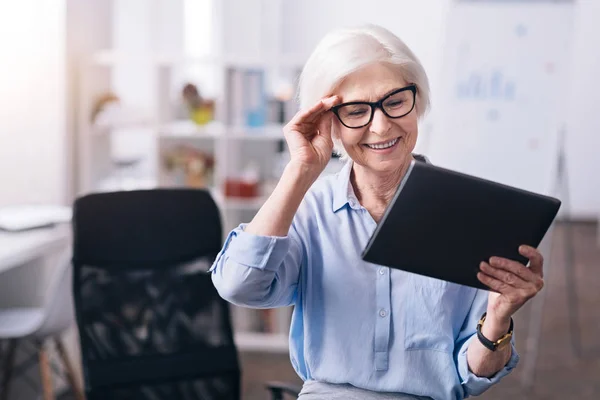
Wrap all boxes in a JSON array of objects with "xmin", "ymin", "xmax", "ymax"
[{"xmin": 283, "ymin": 96, "xmax": 341, "ymax": 176}]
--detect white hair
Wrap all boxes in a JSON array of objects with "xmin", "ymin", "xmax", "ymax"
[{"xmin": 297, "ymin": 24, "xmax": 431, "ymax": 157}]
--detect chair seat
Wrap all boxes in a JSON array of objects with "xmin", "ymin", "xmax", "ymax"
[{"xmin": 0, "ymin": 308, "xmax": 44, "ymax": 338}]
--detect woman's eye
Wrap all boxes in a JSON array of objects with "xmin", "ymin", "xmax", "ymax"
[
  {"xmin": 386, "ymin": 101, "xmax": 403, "ymax": 108},
  {"xmin": 348, "ymin": 110, "xmax": 367, "ymax": 116}
]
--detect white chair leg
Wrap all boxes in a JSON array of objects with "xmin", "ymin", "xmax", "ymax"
[
  {"xmin": 54, "ymin": 338, "xmax": 86, "ymax": 400},
  {"xmin": 38, "ymin": 343, "xmax": 55, "ymax": 400}
]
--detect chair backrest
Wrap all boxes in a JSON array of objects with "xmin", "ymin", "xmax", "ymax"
[{"xmin": 71, "ymin": 189, "xmax": 240, "ymax": 400}]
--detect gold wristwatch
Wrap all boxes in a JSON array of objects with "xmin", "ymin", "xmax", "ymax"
[{"xmin": 476, "ymin": 312, "xmax": 513, "ymax": 351}]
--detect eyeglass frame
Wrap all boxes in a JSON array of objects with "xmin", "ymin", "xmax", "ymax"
[{"xmin": 330, "ymin": 84, "xmax": 418, "ymax": 129}]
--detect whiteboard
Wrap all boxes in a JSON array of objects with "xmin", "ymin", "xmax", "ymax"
[{"xmin": 426, "ymin": 0, "xmax": 575, "ymax": 196}]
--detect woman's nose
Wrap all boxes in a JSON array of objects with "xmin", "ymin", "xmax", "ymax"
[{"xmin": 369, "ymin": 108, "xmax": 392, "ymax": 136}]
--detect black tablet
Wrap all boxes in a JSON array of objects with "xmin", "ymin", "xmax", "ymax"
[{"xmin": 361, "ymin": 159, "xmax": 561, "ymax": 290}]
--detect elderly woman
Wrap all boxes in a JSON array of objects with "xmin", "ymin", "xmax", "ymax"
[{"xmin": 210, "ymin": 24, "xmax": 544, "ymax": 400}]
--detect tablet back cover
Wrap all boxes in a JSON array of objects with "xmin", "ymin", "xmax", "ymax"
[{"xmin": 361, "ymin": 160, "xmax": 561, "ymax": 290}]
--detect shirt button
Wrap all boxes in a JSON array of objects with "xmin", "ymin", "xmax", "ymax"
[
  {"xmin": 379, "ymin": 268, "xmax": 385, "ymax": 275},
  {"xmin": 349, "ymin": 200, "xmax": 356, "ymax": 208},
  {"xmin": 379, "ymin": 309, "xmax": 387, "ymax": 318}
]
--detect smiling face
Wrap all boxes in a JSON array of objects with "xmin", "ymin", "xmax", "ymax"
[{"xmin": 331, "ymin": 62, "xmax": 419, "ymax": 174}]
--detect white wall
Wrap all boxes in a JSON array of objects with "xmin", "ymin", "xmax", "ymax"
[
  {"xmin": 281, "ymin": 0, "xmax": 598, "ymax": 219},
  {"xmin": 66, "ymin": 0, "xmax": 113, "ymax": 201},
  {"xmin": 0, "ymin": 4, "xmax": 78, "ymax": 397},
  {"xmin": 281, "ymin": 0, "xmax": 452, "ymax": 135},
  {"xmin": 565, "ymin": 0, "xmax": 600, "ymax": 218},
  {"xmin": 0, "ymin": 1, "xmax": 67, "ymax": 207}
]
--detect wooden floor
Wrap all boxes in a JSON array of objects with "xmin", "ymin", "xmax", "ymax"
[{"xmin": 240, "ymin": 221, "xmax": 600, "ymax": 400}]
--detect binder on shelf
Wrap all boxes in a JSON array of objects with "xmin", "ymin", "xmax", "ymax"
[
  {"xmin": 244, "ymin": 69, "xmax": 267, "ymax": 127},
  {"xmin": 225, "ymin": 67, "xmax": 267, "ymax": 129}
]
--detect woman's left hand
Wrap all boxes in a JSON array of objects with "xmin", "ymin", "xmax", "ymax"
[{"xmin": 477, "ymin": 245, "xmax": 545, "ymax": 323}]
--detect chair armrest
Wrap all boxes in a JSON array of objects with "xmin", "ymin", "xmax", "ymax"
[{"xmin": 265, "ymin": 381, "xmax": 302, "ymax": 400}]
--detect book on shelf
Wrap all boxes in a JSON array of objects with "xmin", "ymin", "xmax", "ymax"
[
  {"xmin": 225, "ymin": 67, "xmax": 267, "ymax": 128},
  {"xmin": 225, "ymin": 66, "xmax": 301, "ymax": 129},
  {"xmin": 244, "ymin": 69, "xmax": 267, "ymax": 127}
]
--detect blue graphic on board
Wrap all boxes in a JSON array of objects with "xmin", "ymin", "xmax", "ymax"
[{"xmin": 456, "ymin": 70, "xmax": 516, "ymax": 101}]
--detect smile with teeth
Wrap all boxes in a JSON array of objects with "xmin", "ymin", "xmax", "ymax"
[{"xmin": 365, "ymin": 137, "xmax": 399, "ymax": 150}]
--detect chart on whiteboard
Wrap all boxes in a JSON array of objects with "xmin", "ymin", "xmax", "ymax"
[{"xmin": 426, "ymin": 1, "xmax": 575, "ymax": 196}]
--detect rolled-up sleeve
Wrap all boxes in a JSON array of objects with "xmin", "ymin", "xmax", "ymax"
[
  {"xmin": 209, "ymin": 222, "xmax": 304, "ymax": 308},
  {"xmin": 454, "ymin": 289, "xmax": 520, "ymax": 397}
]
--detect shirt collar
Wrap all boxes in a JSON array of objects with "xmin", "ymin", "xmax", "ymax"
[
  {"xmin": 332, "ymin": 159, "xmax": 357, "ymax": 213},
  {"xmin": 331, "ymin": 153, "xmax": 430, "ymax": 213}
]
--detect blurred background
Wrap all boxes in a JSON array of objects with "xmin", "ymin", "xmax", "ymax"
[{"xmin": 0, "ymin": 0, "xmax": 598, "ymax": 399}]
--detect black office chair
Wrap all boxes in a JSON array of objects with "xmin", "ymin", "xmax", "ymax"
[{"xmin": 71, "ymin": 189, "xmax": 300, "ymax": 400}]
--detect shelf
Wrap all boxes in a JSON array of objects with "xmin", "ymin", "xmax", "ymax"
[
  {"xmin": 91, "ymin": 50, "xmax": 306, "ymax": 69},
  {"xmin": 93, "ymin": 177, "xmax": 267, "ymax": 211},
  {"xmin": 158, "ymin": 120, "xmax": 286, "ymax": 141},
  {"xmin": 95, "ymin": 176, "xmax": 158, "ymax": 193},
  {"xmin": 91, "ymin": 50, "xmax": 218, "ymax": 66},
  {"xmin": 234, "ymin": 332, "xmax": 289, "ymax": 353},
  {"xmin": 209, "ymin": 188, "xmax": 268, "ymax": 211},
  {"xmin": 91, "ymin": 105, "xmax": 156, "ymax": 133}
]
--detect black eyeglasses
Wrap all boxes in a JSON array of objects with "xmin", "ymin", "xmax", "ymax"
[{"xmin": 330, "ymin": 85, "xmax": 417, "ymax": 129}]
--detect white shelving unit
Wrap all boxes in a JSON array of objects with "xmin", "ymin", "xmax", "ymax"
[
  {"xmin": 74, "ymin": 0, "xmax": 342, "ymax": 354},
  {"xmin": 158, "ymin": 120, "xmax": 289, "ymax": 140},
  {"xmin": 91, "ymin": 49, "xmax": 306, "ymax": 70},
  {"xmin": 155, "ymin": 119, "xmax": 344, "ymax": 234}
]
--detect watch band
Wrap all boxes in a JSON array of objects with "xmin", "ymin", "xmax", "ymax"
[{"xmin": 476, "ymin": 312, "xmax": 514, "ymax": 352}]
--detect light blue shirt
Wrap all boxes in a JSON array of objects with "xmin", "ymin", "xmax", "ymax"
[{"xmin": 210, "ymin": 158, "xmax": 519, "ymax": 400}]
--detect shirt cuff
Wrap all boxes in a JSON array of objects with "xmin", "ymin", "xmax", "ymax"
[
  {"xmin": 458, "ymin": 335, "xmax": 520, "ymax": 397},
  {"xmin": 210, "ymin": 224, "xmax": 291, "ymax": 273}
]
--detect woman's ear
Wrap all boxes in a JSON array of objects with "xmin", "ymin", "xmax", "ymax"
[{"xmin": 330, "ymin": 118, "xmax": 340, "ymax": 140}]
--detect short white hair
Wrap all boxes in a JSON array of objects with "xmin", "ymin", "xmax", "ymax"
[{"xmin": 297, "ymin": 24, "xmax": 431, "ymax": 157}]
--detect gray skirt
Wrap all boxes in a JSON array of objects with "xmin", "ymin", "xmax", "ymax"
[{"xmin": 298, "ymin": 380, "xmax": 433, "ymax": 400}]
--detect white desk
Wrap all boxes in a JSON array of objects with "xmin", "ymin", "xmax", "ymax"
[
  {"xmin": 0, "ymin": 224, "xmax": 71, "ymax": 275},
  {"xmin": 0, "ymin": 224, "xmax": 80, "ymax": 395},
  {"xmin": 0, "ymin": 224, "xmax": 71, "ymax": 309}
]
